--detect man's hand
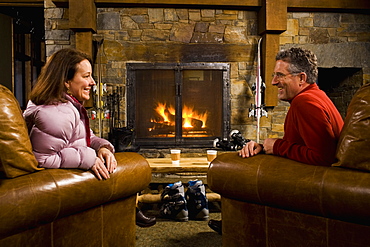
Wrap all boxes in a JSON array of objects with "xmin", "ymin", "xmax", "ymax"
[
  {"xmin": 238, "ymin": 141, "xmax": 263, "ymax": 158},
  {"xmin": 238, "ymin": 138, "xmax": 279, "ymax": 158}
]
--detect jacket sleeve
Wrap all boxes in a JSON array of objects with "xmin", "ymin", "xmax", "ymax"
[
  {"xmin": 29, "ymin": 104, "xmax": 97, "ymax": 170},
  {"xmin": 90, "ymin": 129, "xmax": 115, "ymax": 153},
  {"xmin": 34, "ymin": 142, "xmax": 97, "ymax": 170}
]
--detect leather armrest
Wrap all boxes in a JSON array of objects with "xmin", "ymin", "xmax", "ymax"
[
  {"xmin": 208, "ymin": 153, "xmax": 370, "ymax": 226},
  {"xmin": 0, "ymin": 152, "xmax": 151, "ymax": 239}
]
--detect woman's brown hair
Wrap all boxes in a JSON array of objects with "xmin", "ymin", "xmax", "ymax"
[{"xmin": 29, "ymin": 48, "xmax": 92, "ymax": 105}]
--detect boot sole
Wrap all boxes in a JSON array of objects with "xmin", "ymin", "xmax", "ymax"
[{"xmin": 136, "ymin": 221, "xmax": 156, "ymax": 228}]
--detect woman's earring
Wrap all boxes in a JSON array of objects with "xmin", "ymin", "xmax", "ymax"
[{"xmin": 66, "ymin": 87, "xmax": 72, "ymax": 95}]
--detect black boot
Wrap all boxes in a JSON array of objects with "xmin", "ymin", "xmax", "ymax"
[
  {"xmin": 208, "ymin": 219, "xmax": 222, "ymax": 234},
  {"xmin": 136, "ymin": 208, "xmax": 156, "ymax": 228}
]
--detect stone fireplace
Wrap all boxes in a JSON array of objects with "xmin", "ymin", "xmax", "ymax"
[
  {"xmin": 126, "ymin": 62, "xmax": 230, "ymax": 148},
  {"xmin": 43, "ymin": 5, "xmax": 370, "ymax": 151}
]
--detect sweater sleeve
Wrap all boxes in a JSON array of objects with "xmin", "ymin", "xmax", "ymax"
[{"xmin": 273, "ymin": 97, "xmax": 339, "ymax": 166}]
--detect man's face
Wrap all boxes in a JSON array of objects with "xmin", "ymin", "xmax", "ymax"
[{"xmin": 272, "ymin": 60, "xmax": 302, "ymax": 101}]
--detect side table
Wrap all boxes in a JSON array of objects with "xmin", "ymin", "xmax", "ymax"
[{"xmin": 138, "ymin": 157, "xmax": 220, "ymax": 204}]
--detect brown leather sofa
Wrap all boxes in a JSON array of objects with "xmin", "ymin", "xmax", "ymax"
[
  {"xmin": 0, "ymin": 85, "xmax": 152, "ymax": 247},
  {"xmin": 208, "ymin": 83, "xmax": 370, "ymax": 247}
]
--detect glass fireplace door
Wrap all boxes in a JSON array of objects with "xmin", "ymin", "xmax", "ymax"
[
  {"xmin": 135, "ymin": 69, "xmax": 176, "ymax": 139},
  {"xmin": 181, "ymin": 70, "xmax": 223, "ymax": 138}
]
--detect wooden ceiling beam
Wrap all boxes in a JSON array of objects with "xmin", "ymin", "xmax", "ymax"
[
  {"xmin": 287, "ymin": 0, "xmax": 370, "ymax": 11},
  {"xmin": 52, "ymin": 0, "xmax": 260, "ymax": 8},
  {"xmin": 0, "ymin": 0, "xmax": 43, "ymax": 7},
  {"xmin": 51, "ymin": 0, "xmax": 370, "ymax": 10}
]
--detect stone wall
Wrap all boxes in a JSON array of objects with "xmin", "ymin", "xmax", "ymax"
[
  {"xmin": 281, "ymin": 12, "xmax": 370, "ymax": 76},
  {"xmin": 44, "ymin": 2, "xmax": 370, "ymax": 144}
]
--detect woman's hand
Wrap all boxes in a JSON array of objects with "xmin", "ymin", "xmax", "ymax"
[
  {"xmin": 98, "ymin": 147, "xmax": 117, "ymax": 174},
  {"xmin": 91, "ymin": 157, "xmax": 110, "ymax": 180},
  {"xmin": 238, "ymin": 140, "xmax": 263, "ymax": 158}
]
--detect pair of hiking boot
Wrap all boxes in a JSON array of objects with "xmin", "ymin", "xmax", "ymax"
[{"xmin": 160, "ymin": 180, "xmax": 209, "ymax": 222}]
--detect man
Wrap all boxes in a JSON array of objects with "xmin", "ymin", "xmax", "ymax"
[{"xmin": 208, "ymin": 47, "xmax": 344, "ymax": 234}]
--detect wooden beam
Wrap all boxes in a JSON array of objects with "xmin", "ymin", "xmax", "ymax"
[
  {"xmin": 138, "ymin": 192, "xmax": 221, "ymax": 204},
  {"xmin": 53, "ymin": 0, "xmax": 260, "ymax": 7},
  {"xmin": 287, "ymin": 0, "xmax": 370, "ymax": 10},
  {"xmin": 52, "ymin": 0, "xmax": 370, "ymax": 10},
  {"xmin": 0, "ymin": 0, "xmax": 43, "ymax": 2},
  {"xmin": 257, "ymin": 0, "xmax": 287, "ymax": 106},
  {"xmin": 258, "ymin": 0, "xmax": 287, "ymax": 35},
  {"xmin": 69, "ymin": 0, "xmax": 97, "ymax": 32},
  {"xmin": 75, "ymin": 31, "xmax": 94, "ymax": 108},
  {"xmin": 96, "ymin": 0, "xmax": 259, "ymax": 6},
  {"xmin": 261, "ymin": 34, "xmax": 279, "ymax": 107},
  {"xmin": 0, "ymin": 0, "xmax": 43, "ymax": 7},
  {"xmin": 0, "ymin": 0, "xmax": 43, "ymax": 3},
  {"xmin": 75, "ymin": 32, "xmax": 93, "ymax": 56}
]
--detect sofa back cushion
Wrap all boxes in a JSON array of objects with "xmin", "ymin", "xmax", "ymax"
[
  {"xmin": 334, "ymin": 83, "xmax": 370, "ymax": 171},
  {"xmin": 0, "ymin": 85, "xmax": 42, "ymax": 178}
]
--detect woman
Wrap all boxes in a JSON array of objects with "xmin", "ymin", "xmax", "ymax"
[{"xmin": 24, "ymin": 48, "xmax": 155, "ymax": 227}]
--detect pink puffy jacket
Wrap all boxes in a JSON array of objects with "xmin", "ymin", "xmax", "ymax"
[{"xmin": 23, "ymin": 99, "xmax": 114, "ymax": 170}]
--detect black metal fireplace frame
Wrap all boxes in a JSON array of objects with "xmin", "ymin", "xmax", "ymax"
[{"xmin": 126, "ymin": 62, "xmax": 231, "ymax": 148}]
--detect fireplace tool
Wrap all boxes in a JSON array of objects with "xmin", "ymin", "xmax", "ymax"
[
  {"xmin": 107, "ymin": 86, "xmax": 140, "ymax": 152},
  {"xmin": 249, "ymin": 37, "xmax": 268, "ymax": 143}
]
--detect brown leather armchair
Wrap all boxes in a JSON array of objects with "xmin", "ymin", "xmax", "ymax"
[
  {"xmin": 208, "ymin": 83, "xmax": 370, "ymax": 247},
  {"xmin": 0, "ymin": 85, "xmax": 152, "ymax": 246}
]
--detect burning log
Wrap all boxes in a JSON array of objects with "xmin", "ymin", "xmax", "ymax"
[{"xmin": 185, "ymin": 118, "xmax": 203, "ymax": 129}]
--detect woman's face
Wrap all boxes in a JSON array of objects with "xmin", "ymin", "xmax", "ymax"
[{"xmin": 65, "ymin": 59, "xmax": 95, "ymax": 102}]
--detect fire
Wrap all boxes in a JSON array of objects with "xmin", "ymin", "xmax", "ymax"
[
  {"xmin": 154, "ymin": 102, "xmax": 175, "ymax": 124},
  {"xmin": 152, "ymin": 102, "xmax": 208, "ymax": 129},
  {"xmin": 182, "ymin": 105, "xmax": 208, "ymax": 128}
]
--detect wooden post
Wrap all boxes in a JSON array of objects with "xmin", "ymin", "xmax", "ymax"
[
  {"xmin": 75, "ymin": 32, "xmax": 93, "ymax": 56},
  {"xmin": 69, "ymin": 0, "xmax": 96, "ymax": 107},
  {"xmin": 69, "ymin": 0, "xmax": 96, "ymax": 56},
  {"xmin": 261, "ymin": 34, "xmax": 281, "ymax": 106},
  {"xmin": 258, "ymin": 0, "xmax": 287, "ymax": 107}
]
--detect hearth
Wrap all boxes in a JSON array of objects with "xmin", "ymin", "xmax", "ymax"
[{"xmin": 127, "ymin": 63, "xmax": 230, "ymax": 148}]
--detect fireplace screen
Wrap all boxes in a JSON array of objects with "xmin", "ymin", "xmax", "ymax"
[{"xmin": 127, "ymin": 63, "xmax": 230, "ymax": 148}]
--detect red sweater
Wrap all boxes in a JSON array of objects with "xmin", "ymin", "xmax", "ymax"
[{"xmin": 273, "ymin": 84, "xmax": 344, "ymax": 166}]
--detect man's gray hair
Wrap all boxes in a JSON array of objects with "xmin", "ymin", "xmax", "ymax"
[{"xmin": 276, "ymin": 47, "xmax": 318, "ymax": 84}]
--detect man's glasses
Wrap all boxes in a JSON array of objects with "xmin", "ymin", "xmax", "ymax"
[{"xmin": 271, "ymin": 72, "xmax": 300, "ymax": 80}]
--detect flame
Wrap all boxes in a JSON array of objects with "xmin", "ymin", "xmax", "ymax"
[
  {"xmin": 182, "ymin": 105, "xmax": 208, "ymax": 128},
  {"xmin": 154, "ymin": 102, "xmax": 174, "ymax": 124},
  {"xmin": 152, "ymin": 102, "xmax": 208, "ymax": 129}
]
